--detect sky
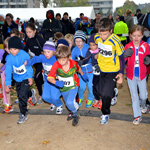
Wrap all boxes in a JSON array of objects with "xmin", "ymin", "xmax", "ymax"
[{"xmin": 113, "ymin": 0, "xmax": 150, "ymax": 11}]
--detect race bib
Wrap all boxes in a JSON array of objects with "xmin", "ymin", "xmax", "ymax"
[
  {"xmin": 13, "ymin": 64, "xmax": 27, "ymax": 75},
  {"xmin": 57, "ymin": 76, "xmax": 74, "ymax": 87},
  {"xmin": 98, "ymin": 42, "xmax": 112, "ymax": 57},
  {"xmin": 42, "ymin": 63, "xmax": 52, "ymax": 76}
]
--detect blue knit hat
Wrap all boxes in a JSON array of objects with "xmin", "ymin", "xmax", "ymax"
[
  {"xmin": 43, "ymin": 40, "xmax": 56, "ymax": 51},
  {"xmin": 74, "ymin": 30, "xmax": 86, "ymax": 41},
  {"xmin": 89, "ymin": 33, "xmax": 96, "ymax": 44},
  {"xmin": 56, "ymin": 39, "xmax": 69, "ymax": 47}
]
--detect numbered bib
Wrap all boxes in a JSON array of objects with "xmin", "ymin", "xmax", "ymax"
[
  {"xmin": 58, "ymin": 76, "xmax": 74, "ymax": 87},
  {"xmin": 13, "ymin": 64, "xmax": 27, "ymax": 75},
  {"xmin": 42, "ymin": 64, "xmax": 52, "ymax": 76}
]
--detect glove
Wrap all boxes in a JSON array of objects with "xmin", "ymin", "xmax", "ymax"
[
  {"xmin": 79, "ymin": 55, "xmax": 84, "ymax": 60},
  {"xmin": 123, "ymin": 48, "xmax": 133, "ymax": 58},
  {"xmin": 144, "ymin": 55, "xmax": 150, "ymax": 65},
  {"xmin": 76, "ymin": 60, "xmax": 83, "ymax": 66},
  {"xmin": 55, "ymin": 80, "xmax": 65, "ymax": 88},
  {"xmin": 94, "ymin": 64, "xmax": 100, "ymax": 72},
  {"xmin": 81, "ymin": 74, "xmax": 89, "ymax": 82}
]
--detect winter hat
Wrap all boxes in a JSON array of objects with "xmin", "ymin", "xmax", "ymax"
[
  {"xmin": 83, "ymin": 16, "xmax": 88, "ymax": 21},
  {"xmin": 74, "ymin": 30, "xmax": 86, "ymax": 41},
  {"xmin": 8, "ymin": 36, "xmax": 22, "ymax": 49},
  {"xmin": 43, "ymin": 40, "xmax": 56, "ymax": 51},
  {"xmin": 56, "ymin": 39, "xmax": 69, "ymax": 47},
  {"xmin": 89, "ymin": 33, "xmax": 96, "ymax": 44}
]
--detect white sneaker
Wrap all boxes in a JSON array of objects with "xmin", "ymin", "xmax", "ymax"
[
  {"xmin": 111, "ymin": 88, "xmax": 118, "ymax": 106},
  {"xmin": 133, "ymin": 116, "xmax": 142, "ymax": 125},
  {"xmin": 100, "ymin": 115, "xmax": 109, "ymax": 124},
  {"xmin": 141, "ymin": 107, "xmax": 148, "ymax": 114},
  {"xmin": 50, "ymin": 104, "xmax": 56, "ymax": 111},
  {"xmin": 56, "ymin": 105, "xmax": 63, "ymax": 115}
]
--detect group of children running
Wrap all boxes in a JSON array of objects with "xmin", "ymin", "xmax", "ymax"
[{"xmin": 0, "ymin": 17, "xmax": 150, "ymax": 126}]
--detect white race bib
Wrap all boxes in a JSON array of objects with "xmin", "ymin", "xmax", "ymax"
[
  {"xmin": 98, "ymin": 42, "xmax": 112, "ymax": 57},
  {"xmin": 42, "ymin": 63, "xmax": 52, "ymax": 76},
  {"xmin": 13, "ymin": 64, "xmax": 27, "ymax": 75},
  {"xmin": 58, "ymin": 76, "xmax": 74, "ymax": 87}
]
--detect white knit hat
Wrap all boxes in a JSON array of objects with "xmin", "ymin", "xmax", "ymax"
[{"xmin": 74, "ymin": 30, "xmax": 86, "ymax": 41}]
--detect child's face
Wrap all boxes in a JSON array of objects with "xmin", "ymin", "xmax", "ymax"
[
  {"xmin": 67, "ymin": 39, "xmax": 73, "ymax": 49},
  {"xmin": 10, "ymin": 48, "xmax": 19, "ymax": 56},
  {"xmin": 130, "ymin": 31, "xmax": 143, "ymax": 46},
  {"xmin": 89, "ymin": 42, "xmax": 98, "ymax": 51},
  {"xmin": 98, "ymin": 30, "xmax": 112, "ymax": 41},
  {"xmin": 26, "ymin": 27, "xmax": 36, "ymax": 38},
  {"xmin": 43, "ymin": 50, "xmax": 54, "ymax": 59},
  {"xmin": 58, "ymin": 57, "xmax": 69, "ymax": 67},
  {"xmin": 75, "ymin": 38, "xmax": 84, "ymax": 49}
]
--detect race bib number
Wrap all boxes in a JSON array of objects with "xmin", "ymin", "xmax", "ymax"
[
  {"xmin": 42, "ymin": 64, "xmax": 52, "ymax": 76},
  {"xmin": 98, "ymin": 42, "xmax": 112, "ymax": 57},
  {"xmin": 57, "ymin": 76, "xmax": 74, "ymax": 87},
  {"xmin": 13, "ymin": 64, "xmax": 27, "ymax": 75}
]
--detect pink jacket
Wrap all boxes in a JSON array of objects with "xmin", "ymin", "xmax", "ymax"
[{"xmin": 125, "ymin": 40, "xmax": 150, "ymax": 80}]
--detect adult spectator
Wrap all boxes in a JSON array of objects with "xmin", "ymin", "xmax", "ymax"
[
  {"xmin": 62, "ymin": 12, "xmax": 74, "ymax": 35},
  {"xmin": 56, "ymin": 13, "xmax": 67, "ymax": 36},
  {"xmin": 0, "ymin": 14, "xmax": 4, "ymax": 48},
  {"xmin": 75, "ymin": 13, "xmax": 84, "ymax": 32},
  {"xmin": 114, "ymin": 16, "xmax": 128, "ymax": 46},
  {"xmin": 41, "ymin": 10, "xmax": 62, "ymax": 40},
  {"xmin": 91, "ymin": 13, "xmax": 101, "ymax": 28},
  {"xmin": 136, "ymin": 9, "xmax": 142, "ymax": 21},
  {"xmin": 15, "ymin": 17, "xmax": 20, "ymax": 24},
  {"xmin": 3, "ymin": 13, "xmax": 18, "ymax": 40},
  {"xmin": 114, "ymin": 14, "xmax": 120, "ymax": 24},
  {"xmin": 108, "ymin": 14, "xmax": 114, "ymax": 24}
]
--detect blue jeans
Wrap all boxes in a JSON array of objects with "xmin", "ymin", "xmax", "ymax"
[
  {"xmin": 78, "ymin": 72, "xmax": 94, "ymax": 100},
  {"xmin": 42, "ymin": 81, "xmax": 62, "ymax": 107},
  {"xmin": 61, "ymin": 87, "xmax": 79, "ymax": 116},
  {"xmin": 127, "ymin": 77, "xmax": 147, "ymax": 118}
]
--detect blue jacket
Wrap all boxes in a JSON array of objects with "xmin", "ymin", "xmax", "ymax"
[
  {"xmin": 71, "ymin": 43, "xmax": 93, "ymax": 73},
  {"xmin": 5, "ymin": 50, "xmax": 33, "ymax": 86},
  {"xmin": 27, "ymin": 54, "xmax": 57, "ymax": 81}
]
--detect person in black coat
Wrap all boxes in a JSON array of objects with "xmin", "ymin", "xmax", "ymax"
[{"xmin": 41, "ymin": 10, "xmax": 62, "ymax": 40}]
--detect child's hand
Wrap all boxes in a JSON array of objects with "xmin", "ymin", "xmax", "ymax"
[
  {"xmin": 5, "ymin": 85, "xmax": 11, "ymax": 93},
  {"xmin": 24, "ymin": 60, "xmax": 27, "ymax": 66},
  {"xmin": 28, "ymin": 78, "xmax": 33, "ymax": 86},
  {"xmin": 115, "ymin": 73, "xmax": 123, "ymax": 84}
]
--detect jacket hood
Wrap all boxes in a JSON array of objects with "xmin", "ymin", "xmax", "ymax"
[{"xmin": 46, "ymin": 10, "xmax": 54, "ymax": 19}]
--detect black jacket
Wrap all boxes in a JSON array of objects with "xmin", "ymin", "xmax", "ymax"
[
  {"xmin": 41, "ymin": 10, "xmax": 62, "ymax": 40},
  {"xmin": 24, "ymin": 34, "xmax": 45, "ymax": 56}
]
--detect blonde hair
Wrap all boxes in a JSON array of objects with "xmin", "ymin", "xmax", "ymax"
[
  {"xmin": 126, "ymin": 9, "xmax": 132, "ymax": 15},
  {"xmin": 129, "ymin": 25, "xmax": 144, "ymax": 35},
  {"xmin": 3, "ymin": 37, "xmax": 10, "ymax": 49},
  {"xmin": 55, "ymin": 45, "xmax": 71, "ymax": 58},
  {"xmin": 65, "ymin": 34, "xmax": 74, "ymax": 43}
]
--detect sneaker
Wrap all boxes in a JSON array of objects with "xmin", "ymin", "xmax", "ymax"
[
  {"xmin": 50, "ymin": 104, "xmax": 56, "ymax": 111},
  {"xmin": 37, "ymin": 96, "xmax": 43, "ymax": 105},
  {"xmin": 17, "ymin": 114, "xmax": 28, "ymax": 124},
  {"xmin": 98, "ymin": 100, "xmax": 102, "ymax": 109},
  {"xmin": 85, "ymin": 100, "xmax": 94, "ymax": 108},
  {"xmin": 100, "ymin": 115, "xmax": 109, "ymax": 124},
  {"xmin": 28, "ymin": 89, "xmax": 37, "ymax": 105},
  {"xmin": 141, "ymin": 107, "xmax": 148, "ymax": 114},
  {"xmin": 67, "ymin": 112, "xmax": 73, "ymax": 121},
  {"xmin": 133, "ymin": 116, "xmax": 142, "ymax": 125},
  {"xmin": 28, "ymin": 98, "xmax": 35, "ymax": 106},
  {"xmin": 111, "ymin": 97, "xmax": 117, "ymax": 106},
  {"xmin": 56, "ymin": 105, "xmax": 63, "ymax": 115},
  {"xmin": 92, "ymin": 100, "xmax": 99, "ymax": 107},
  {"xmin": 72, "ymin": 115, "xmax": 80, "ymax": 126},
  {"xmin": 78, "ymin": 99, "xmax": 83, "ymax": 107},
  {"xmin": 3, "ymin": 104, "xmax": 14, "ymax": 113}
]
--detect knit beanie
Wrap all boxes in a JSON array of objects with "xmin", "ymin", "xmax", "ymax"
[
  {"xmin": 89, "ymin": 33, "xmax": 96, "ymax": 44},
  {"xmin": 83, "ymin": 16, "xmax": 88, "ymax": 21},
  {"xmin": 74, "ymin": 30, "xmax": 86, "ymax": 41},
  {"xmin": 43, "ymin": 40, "xmax": 56, "ymax": 51},
  {"xmin": 56, "ymin": 39, "xmax": 69, "ymax": 47},
  {"xmin": 8, "ymin": 36, "xmax": 22, "ymax": 49}
]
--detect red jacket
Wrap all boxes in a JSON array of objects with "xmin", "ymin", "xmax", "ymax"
[{"xmin": 125, "ymin": 41, "xmax": 150, "ymax": 80}]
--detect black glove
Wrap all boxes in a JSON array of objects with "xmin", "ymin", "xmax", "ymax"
[
  {"xmin": 123, "ymin": 48, "xmax": 133, "ymax": 58},
  {"xmin": 76, "ymin": 60, "xmax": 83, "ymax": 66},
  {"xmin": 78, "ymin": 55, "xmax": 84, "ymax": 60},
  {"xmin": 144, "ymin": 55, "xmax": 150, "ymax": 65},
  {"xmin": 94, "ymin": 64, "xmax": 100, "ymax": 72}
]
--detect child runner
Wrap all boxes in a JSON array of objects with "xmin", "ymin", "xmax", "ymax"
[
  {"xmin": 94, "ymin": 18, "xmax": 124, "ymax": 124},
  {"xmin": 0, "ymin": 37, "xmax": 12, "ymax": 113},
  {"xmin": 24, "ymin": 23, "xmax": 45, "ymax": 104},
  {"xmin": 65, "ymin": 33, "xmax": 75, "ymax": 51},
  {"xmin": 25, "ymin": 40, "xmax": 63, "ymax": 114},
  {"xmin": 5, "ymin": 36, "xmax": 36, "ymax": 124},
  {"xmin": 124, "ymin": 25, "xmax": 150, "ymax": 124},
  {"xmin": 47, "ymin": 45, "xmax": 88, "ymax": 126},
  {"xmin": 71, "ymin": 30, "xmax": 94, "ymax": 108}
]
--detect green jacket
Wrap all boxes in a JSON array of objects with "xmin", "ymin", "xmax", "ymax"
[{"xmin": 114, "ymin": 21, "xmax": 128, "ymax": 41}]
